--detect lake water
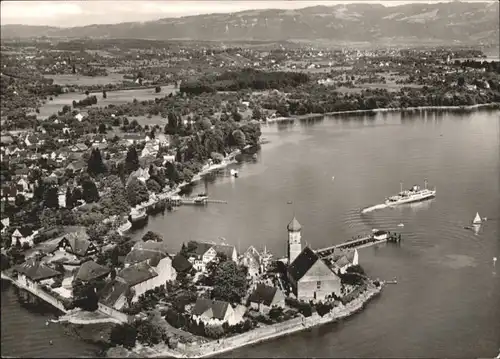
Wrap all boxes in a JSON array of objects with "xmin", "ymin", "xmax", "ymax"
[{"xmin": 2, "ymin": 110, "xmax": 499, "ymax": 358}]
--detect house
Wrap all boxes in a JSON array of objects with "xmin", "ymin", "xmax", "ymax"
[
  {"xmin": 57, "ymin": 232, "xmax": 98, "ymax": 257},
  {"xmin": 71, "ymin": 143, "xmax": 88, "ymax": 153},
  {"xmin": 125, "ymin": 241, "xmax": 176, "ymax": 277},
  {"xmin": 0, "ymin": 135, "xmax": 14, "ymax": 145},
  {"xmin": 247, "ymin": 284, "xmax": 286, "ymax": 314},
  {"xmin": 184, "ymin": 241, "xmax": 238, "ymax": 272},
  {"xmin": 1, "ymin": 217, "xmax": 9, "ymax": 234},
  {"xmin": 24, "ymin": 134, "xmax": 43, "ymax": 147},
  {"xmin": 123, "ymin": 133, "xmax": 148, "ymax": 144},
  {"xmin": 213, "ymin": 243, "xmax": 238, "ymax": 262},
  {"xmin": 97, "ymin": 280, "xmax": 130, "ymax": 322},
  {"xmin": 141, "ymin": 143, "xmax": 159, "ymax": 158},
  {"xmin": 16, "ymin": 178, "xmax": 30, "ymax": 192},
  {"xmin": 241, "ymin": 246, "xmax": 262, "ymax": 278},
  {"xmin": 326, "ymin": 248, "xmax": 359, "ymax": 274},
  {"xmin": 116, "ymin": 259, "xmax": 174, "ymax": 303},
  {"xmin": 75, "ymin": 113, "xmax": 84, "ymax": 122},
  {"xmin": 11, "ymin": 227, "xmax": 37, "ymax": 247},
  {"xmin": 191, "ymin": 298, "xmax": 245, "ymax": 326},
  {"xmin": 66, "ymin": 160, "xmax": 86, "ymax": 173},
  {"xmin": 186, "ymin": 242, "xmax": 217, "ymax": 272},
  {"xmin": 13, "ymin": 258, "xmax": 61, "ymax": 289},
  {"xmin": 171, "ymin": 254, "xmax": 193, "ymax": 274},
  {"xmin": 287, "ymin": 246, "xmax": 342, "ymax": 302},
  {"xmin": 76, "ymin": 260, "xmax": 111, "ymax": 282}
]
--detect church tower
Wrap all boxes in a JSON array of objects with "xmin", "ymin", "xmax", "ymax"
[{"xmin": 287, "ymin": 217, "xmax": 302, "ymax": 265}]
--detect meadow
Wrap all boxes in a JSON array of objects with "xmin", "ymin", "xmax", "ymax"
[
  {"xmin": 37, "ymin": 85, "xmax": 179, "ymax": 119},
  {"xmin": 45, "ymin": 73, "xmax": 125, "ymax": 86}
]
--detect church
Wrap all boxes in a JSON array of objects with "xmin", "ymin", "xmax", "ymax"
[{"xmin": 285, "ymin": 217, "xmax": 342, "ymax": 302}]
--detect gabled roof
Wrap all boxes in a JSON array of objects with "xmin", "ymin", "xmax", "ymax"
[
  {"xmin": 98, "ymin": 280, "xmax": 129, "ymax": 307},
  {"xmin": 192, "ymin": 298, "xmax": 230, "ymax": 320},
  {"xmin": 118, "ymin": 262, "xmax": 158, "ymax": 287},
  {"xmin": 190, "ymin": 242, "xmax": 215, "ymax": 257},
  {"xmin": 248, "ymin": 284, "xmax": 278, "ymax": 306},
  {"xmin": 14, "ymin": 227, "xmax": 34, "ymax": 237},
  {"xmin": 244, "ymin": 246, "xmax": 261, "ymax": 263},
  {"xmin": 213, "ymin": 243, "xmax": 236, "ymax": 259},
  {"xmin": 76, "ymin": 260, "xmax": 110, "ymax": 282},
  {"xmin": 60, "ymin": 232, "xmax": 94, "ymax": 257},
  {"xmin": 335, "ymin": 256, "xmax": 351, "ymax": 268},
  {"xmin": 14, "ymin": 258, "xmax": 61, "ymax": 281},
  {"xmin": 124, "ymin": 241, "xmax": 169, "ymax": 267},
  {"xmin": 172, "ymin": 254, "xmax": 193, "ymax": 273},
  {"xmin": 287, "ymin": 246, "xmax": 320, "ymax": 282},
  {"xmin": 287, "ymin": 217, "xmax": 302, "ymax": 232}
]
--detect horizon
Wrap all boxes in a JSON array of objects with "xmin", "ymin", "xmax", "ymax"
[{"xmin": 0, "ymin": 0, "xmax": 495, "ymax": 28}]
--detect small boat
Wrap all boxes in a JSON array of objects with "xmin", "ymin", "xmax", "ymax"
[
  {"xmin": 397, "ymin": 223, "xmax": 404, "ymax": 227},
  {"xmin": 472, "ymin": 212, "xmax": 482, "ymax": 225},
  {"xmin": 230, "ymin": 169, "xmax": 239, "ymax": 178}
]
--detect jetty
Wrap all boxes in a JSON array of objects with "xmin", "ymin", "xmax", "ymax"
[
  {"xmin": 316, "ymin": 232, "xmax": 402, "ymax": 258},
  {"xmin": 167, "ymin": 195, "xmax": 228, "ymax": 206}
]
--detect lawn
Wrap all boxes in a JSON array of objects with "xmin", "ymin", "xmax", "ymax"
[{"xmin": 37, "ymin": 85, "xmax": 179, "ymax": 119}]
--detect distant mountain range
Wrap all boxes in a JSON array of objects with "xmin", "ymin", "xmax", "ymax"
[{"xmin": 1, "ymin": 2, "xmax": 499, "ymax": 45}]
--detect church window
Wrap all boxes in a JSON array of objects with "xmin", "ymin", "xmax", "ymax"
[{"xmin": 317, "ymin": 281, "xmax": 321, "ymax": 289}]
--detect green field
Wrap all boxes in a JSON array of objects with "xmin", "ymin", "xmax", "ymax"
[
  {"xmin": 45, "ymin": 73, "xmax": 126, "ymax": 86},
  {"xmin": 37, "ymin": 85, "xmax": 179, "ymax": 119}
]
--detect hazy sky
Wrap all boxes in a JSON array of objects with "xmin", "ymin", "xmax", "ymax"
[{"xmin": 0, "ymin": 0, "xmax": 493, "ymax": 27}]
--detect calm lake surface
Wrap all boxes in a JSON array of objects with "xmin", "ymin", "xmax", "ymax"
[{"xmin": 2, "ymin": 110, "xmax": 499, "ymax": 358}]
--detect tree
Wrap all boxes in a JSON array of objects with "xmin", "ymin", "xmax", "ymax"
[
  {"xmin": 141, "ymin": 231, "xmax": 163, "ymax": 242},
  {"xmin": 135, "ymin": 319, "xmax": 165, "ymax": 346},
  {"xmin": 65, "ymin": 187, "xmax": 74, "ymax": 209},
  {"xmin": 146, "ymin": 178, "xmax": 161, "ymax": 193},
  {"xmin": 125, "ymin": 146, "xmax": 140, "ymax": 174},
  {"xmin": 72, "ymin": 278, "xmax": 98, "ymax": 312},
  {"xmin": 211, "ymin": 260, "xmax": 248, "ymax": 303},
  {"xmin": 82, "ymin": 177, "xmax": 100, "ymax": 203},
  {"xmin": 155, "ymin": 86, "xmax": 161, "ymax": 93},
  {"xmin": 110, "ymin": 324, "xmax": 137, "ymax": 349},
  {"xmin": 102, "ymin": 90, "xmax": 107, "ymax": 99},
  {"xmin": 98, "ymin": 123, "xmax": 107, "ymax": 134},
  {"xmin": 99, "ymin": 175, "xmax": 130, "ymax": 216},
  {"xmin": 252, "ymin": 107, "xmax": 262, "ymax": 121},
  {"xmin": 14, "ymin": 194, "xmax": 25, "ymax": 207},
  {"xmin": 43, "ymin": 185, "xmax": 59, "ymax": 209},
  {"xmin": 87, "ymin": 148, "xmax": 106, "ymax": 176},
  {"xmin": 126, "ymin": 178, "xmax": 149, "ymax": 207},
  {"xmin": 231, "ymin": 129, "xmax": 246, "ymax": 149},
  {"xmin": 85, "ymin": 90, "xmax": 90, "ymax": 96},
  {"xmin": 457, "ymin": 76, "xmax": 466, "ymax": 87}
]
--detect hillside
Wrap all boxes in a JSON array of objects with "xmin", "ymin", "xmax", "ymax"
[{"xmin": 1, "ymin": 2, "xmax": 499, "ymax": 45}]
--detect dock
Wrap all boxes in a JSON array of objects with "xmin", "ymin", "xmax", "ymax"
[
  {"xmin": 167, "ymin": 196, "xmax": 228, "ymax": 206},
  {"xmin": 317, "ymin": 232, "xmax": 402, "ymax": 258}
]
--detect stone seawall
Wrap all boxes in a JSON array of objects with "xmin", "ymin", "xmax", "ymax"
[
  {"xmin": 1, "ymin": 272, "xmax": 68, "ymax": 313},
  {"xmin": 132, "ymin": 284, "xmax": 383, "ymax": 358}
]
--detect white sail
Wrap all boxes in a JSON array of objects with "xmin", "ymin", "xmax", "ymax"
[{"xmin": 473, "ymin": 212, "xmax": 482, "ymax": 224}]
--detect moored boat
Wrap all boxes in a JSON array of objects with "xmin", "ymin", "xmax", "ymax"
[
  {"xmin": 230, "ymin": 169, "xmax": 239, "ymax": 178},
  {"xmin": 128, "ymin": 208, "xmax": 148, "ymax": 229},
  {"xmin": 385, "ymin": 180, "xmax": 436, "ymax": 206}
]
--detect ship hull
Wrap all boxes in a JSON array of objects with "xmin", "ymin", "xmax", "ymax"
[{"xmin": 385, "ymin": 191, "xmax": 436, "ymax": 206}]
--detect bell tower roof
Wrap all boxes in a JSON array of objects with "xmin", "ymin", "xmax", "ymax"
[{"xmin": 287, "ymin": 217, "xmax": 302, "ymax": 232}]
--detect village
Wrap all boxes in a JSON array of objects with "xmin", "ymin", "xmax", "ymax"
[{"xmin": 0, "ymin": 35, "xmax": 498, "ymax": 357}]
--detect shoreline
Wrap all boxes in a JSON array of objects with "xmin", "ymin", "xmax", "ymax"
[
  {"xmin": 264, "ymin": 102, "xmax": 500, "ymax": 123},
  {"xmin": 128, "ymin": 284, "xmax": 383, "ymax": 359}
]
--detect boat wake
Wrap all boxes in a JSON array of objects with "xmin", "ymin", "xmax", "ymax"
[{"xmin": 361, "ymin": 203, "xmax": 388, "ymax": 213}]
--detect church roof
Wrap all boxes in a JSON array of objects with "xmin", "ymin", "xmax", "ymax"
[
  {"xmin": 287, "ymin": 246, "xmax": 319, "ymax": 282},
  {"xmin": 287, "ymin": 217, "xmax": 302, "ymax": 232}
]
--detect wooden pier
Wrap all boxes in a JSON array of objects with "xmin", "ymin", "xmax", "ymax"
[
  {"xmin": 168, "ymin": 196, "xmax": 228, "ymax": 206},
  {"xmin": 316, "ymin": 232, "xmax": 402, "ymax": 258}
]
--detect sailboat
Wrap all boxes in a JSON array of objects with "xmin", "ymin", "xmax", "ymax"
[{"xmin": 473, "ymin": 212, "xmax": 482, "ymax": 225}]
